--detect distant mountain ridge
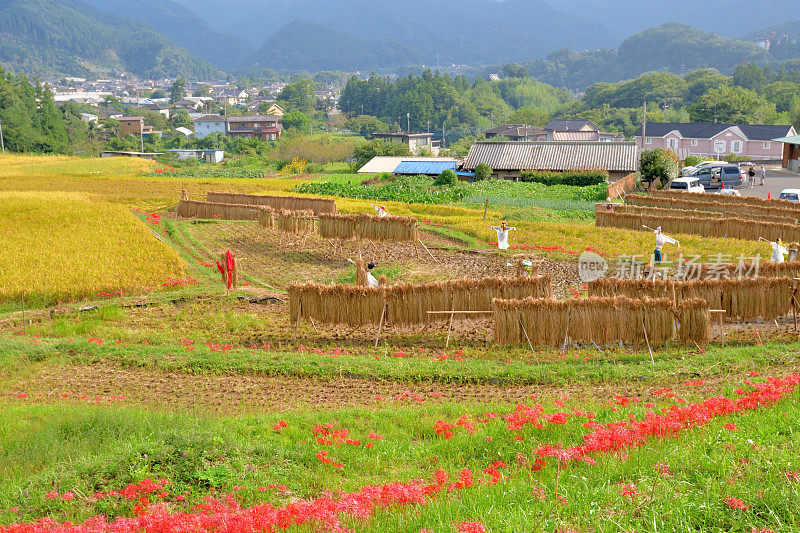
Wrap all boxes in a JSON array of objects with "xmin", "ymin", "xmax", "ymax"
[
  {"xmin": 0, "ymin": 0, "xmax": 219, "ymax": 79},
  {"xmin": 81, "ymin": 0, "xmax": 254, "ymax": 70}
]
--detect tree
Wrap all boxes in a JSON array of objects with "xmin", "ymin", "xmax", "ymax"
[
  {"xmin": 345, "ymin": 115, "xmax": 390, "ymax": 136},
  {"xmin": 171, "ymin": 109, "xmax": 194, "ymax": 130},
  {"xmin": 277, "ymin": 79, "xmax": 315, "ymax": 113},
  {"xmin": 732, "ymin": 62, "xmax": 769, "ymax": 93},
  {"xmin": 640, "ymin": 148, "xmax": 680, "ymax": 185},
  {"xmin": 170, "ymin": 78, "xmax": 187, "ymax": 104},
  {"xmin": 434, "ymin": 169, "xmax": 458, "ymax": 186},
  {"xmin": 474, "ymin": 163, "xmax": 493, "ymax": 180},
  {"xmin": 684, "ymin": 69, "xmax": 729, "ymax": 102},
  {"xmin": 502, "ymin": 64, "xmax": 528, "ymax": 79},
  {"xmin": 193, "ymin": 84, "xmax": 211, "ymax": 97},
  {"xmin": 352, "ymin": 139, "xmax": 411, "ymax": 169},
  {"xmin": 762, "ymin": 81, "xmax": 800, "ymax": 113},
  {"xmin": 282, "ymin": 111, "xmax": 309, "ymax": 132},
  {"xmin": 507, "ymin": 107, "xmax": 549, "ymax": 127},
  {"xmin": 688, "ymin": 86, "xmax": 777, "ymax": 124}
]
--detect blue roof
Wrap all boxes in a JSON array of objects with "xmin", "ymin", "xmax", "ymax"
[{"xmin": 393, "ymin": 160, "xmax": 457, "ymax": 175}]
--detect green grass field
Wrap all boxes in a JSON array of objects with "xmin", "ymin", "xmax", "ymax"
[{"xmin": 0, "ymin": 154, "xmax": 798, "ymax": 532}]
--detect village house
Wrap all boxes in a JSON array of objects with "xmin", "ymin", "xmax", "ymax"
[
  {"xmin": 636, "ymin": 123, "xmax": 796, "ymax": 161},
  {"xmin": 484, "ymin": 124, "xmax": 547, "ymax": 141},
  {"xmin": 773, "ymin": 134, "xmax": 800, "ymax": 172},
  {"xmin": 370, "ymin": 132, "xmax": 441, "ymax": 156},
  {"xmin": 545, "ymin": 119, "xmax": 624, "ymax": 142},
  {"xmin": 226, "ymin": 115, "xmax": 282, "ymax": 141},
  {"xmin": 117, "ymin": 116, "xmax": 149, "ymax": 136},
  {"xmin": 193, "ymin": 115, "xmax": 227, "ymax": 139},
  {"xmin": 462, "ymin": 140, "xmax": 638, "ymax": 180}
]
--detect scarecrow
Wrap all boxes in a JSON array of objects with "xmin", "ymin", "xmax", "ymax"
[
  {"xmin": 366, "ymin": 261, "xmax": 380, "ymax": 287},
  {"xmin": 372, "ymin": 204, "xmax": 389, "ymax": 218},
  {"xmin": 644, "ymin": 225, "xmax": 679, "ymax": 263},
  {"xmin": 760, "ymin": 237, "xmax": 788, "ymax": 264},
  {"xmin": 490, "ymin": 222, "xmax": 517, "ymax": 250}
]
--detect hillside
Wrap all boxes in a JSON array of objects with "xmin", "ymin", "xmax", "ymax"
[
  {"xmin": 522, "ymin": 24, "xmax": 772, "ymax": 91},
  {"xmin": 252, "ymin": 20, "xmax": 423, "ymax": 72},
  {"xmin": 81, "ymin": 0, "xmax": 254, "ymax": 70},
  {"xmin": 185, "ymin": 0, "xmax": 611, "ymax": 69},
  {"xmin": 0, "ymin": 0, "xmax": 219, "ymax": 79}
]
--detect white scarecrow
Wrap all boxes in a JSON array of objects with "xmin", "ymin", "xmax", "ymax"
[
  {"xmin": 760, "ymin": 237, "xmax": 788, "ymax": 264},
  {"xmin": 371, "ymin": 204, "xmax": 388, "ymax": 218},
  {"xmin": 646, "ymin": 225, "xmax": 679, "ymax": 263},
  {"xmin": 491, "ymin": 222, "xmax": 517, "ymax": 250},
  {"xmin": 366, "ymin": 261, "xmax": 380, "ymax": 287}
]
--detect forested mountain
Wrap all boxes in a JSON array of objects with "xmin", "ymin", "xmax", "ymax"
[
  {"xmin": 253, "ymin": 21, "xmax": 423, "ymax": 72},
  {"xmin": 0, "ymin": 0, "xmax": 219, "ymax": 79},
  {"xmin": 184, "ymin": 0, "xmax": 611, "ymax": 69},
  {"xmin": 544, "ymin": 0, "xmax": 799, "ymax": 43},
  {"xmin": 81, "ymin": 0, "xmax": 254, "ymax": 70},
  {"xmin": 520, "ymin": 24, "xmax": 771, "ymax": 91}
]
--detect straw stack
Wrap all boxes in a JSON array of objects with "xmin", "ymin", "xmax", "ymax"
[
  {"xmin": 318, "ymin": 213, "xmax": 358, "ymax": 240},
  {"xmin": 288, "ymin": 283, "xmax": 384, "ymax": 326},
  {"xmin": 494, "ymin": 296, "xmax": 676, "ymax": 348},
  {"xmin": 207, "ymin": 192, "xmax": 337, "ymax": 215},
  {"xmin": 587, "ymin": 277, "xmax": 793, "ymax": 321},
  {"xmin": 595, "ymin": 204, "xmax": 800, "ymax": 242},
  {"xmin": 626, "ymin": 194, "xmax": 799, "ymax": 224},
  {"xmin": 176, "ymin": 199, "xmax": 269, "ymax": 221},
  {"xmin": 275, "ymin": 209, "xmax": 315, "ymax": 234},
  {"xmin": 676, "ymin": 299, "xmax": 710, "ymax": 345},
  {"xmin": 614, "ymin": 202, "xmax": 792, "ymax": 226},
  {"xmin": 652, "ymin": 189, "xmax": 800, "ymax": 215}
]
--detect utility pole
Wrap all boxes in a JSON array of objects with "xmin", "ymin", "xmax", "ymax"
[
  {"xmin": 490, "ymin": 110, "xmax": 493, "ymax": 128},
  {"xmin": 641, "ymin": 102, "xmax": 647, "ymax": 153},
  {"xmin": 0, "ymin": 119, "xmax": 5, "ymax": 154},
  {"xmin": 407, "ymin": 112, "xmax": 410, "ymax": 133},
  {"xmin": 310, "ymin": 122, "xmax": 313, "ymax": 142},
  {"xmin": 139, "ymin": 118, "xmax": 144, "ymax": 153},
  {"xmin": 442, "ymin": 125, "xmax": 446, "ymax": 148},
  {"xmin": 426, "ymin": 121, "xmax": 430, "ymax": 134}
]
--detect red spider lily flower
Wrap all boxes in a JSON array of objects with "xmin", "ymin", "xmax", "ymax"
[
  {"xmin": 619, "ymin": 483, "xmax": 638, "ymax": 500},
  {"xmin": 724, "ymin": 423, "xmax": 738, "ymax": 431},
  {"xmin": 725, "ymin": 496, "xmax": 749, "ymax": 510},
  {"xmin": 784, "ymin": 471, "xmax": 800, "ymax": 482},
  {"xmin": 750, "ymin": 528, "xmax": 775, "ymax": 533},
  {"xmin": 456, "ymin": 521, "xmax": 487, "ymax": 533}
]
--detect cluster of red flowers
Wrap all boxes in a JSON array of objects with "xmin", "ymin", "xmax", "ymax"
[
  {"xmin": 161, "ymin": 277, "xmax": 199, "ymax": 288},
  {"xmin": 5, "ymin": 373, "xmax": 798, "ymax": 533}
]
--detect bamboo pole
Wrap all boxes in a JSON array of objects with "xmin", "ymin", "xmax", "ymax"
[
  {"xmin": 374, "ymin": 301, "xmax": 387, "ymax": 347},
  {"xmin": 417, "ymin": 237, "xmax": 439, "ymax": 263},
  {"xmin": 445, "ymin": 307, "xmax": 455, "ymax": 348},
  {"xmin": 21, "ymin": 292, "xmax": 25, "ymax": 335},
  {"xmin": 520, "ymin": 315, "xmax": 534, "ymax": 352},
  {"xmin": 562, "ymin": 309, "xmax": 572, "ymax": 353},
  {"xmin": 293, "ymin": 303, "xmax": 301, "ymax": 342},
  {"xmin": 642, "ymin": 316, "xmax": 654, "ymax": 365}
]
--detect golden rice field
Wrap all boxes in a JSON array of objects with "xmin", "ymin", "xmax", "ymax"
[{"xmin": 0, "ymin": 191, "xmax": 185, "ymax": 302}]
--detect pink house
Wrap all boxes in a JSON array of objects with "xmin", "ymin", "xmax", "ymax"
[{"xmin": 635, "ymin": 123, "xmax": 796, "ymax": 161}]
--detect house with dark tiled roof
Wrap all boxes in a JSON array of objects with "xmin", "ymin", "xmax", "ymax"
[
  {"xmin": 636, "ymin": 122, "xmax": 796, "ymax": 161},
  {"xmin": 484, "ymin": 124, "xmax": 547, "ymax": 141}
]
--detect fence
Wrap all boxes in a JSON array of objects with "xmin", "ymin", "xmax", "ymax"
[
  {"xmin": 587, "ymin": 277, "xmax": 794, "ymax": 321},
  {"xmin": 652, "ymin": 190, "xmax": 800, "ymax": 214},
  {"xmin": 609, "ymin": 203, "xmax": 792, "ymax": 226},
  {"xmin": 493, "ymin": 296, "xmax": 709, "ymax": 347},
  {"xmin": 318, "ymin": 213, "xmax": 419, "ymax": 243},
  {"xmin": 206, "ymin": 192, "xmax": 337, "ymax": 215},
  {"xmin": 595, "ymin": 204, "xmax": 800, "ymax": 242},
  {"xmin": 626, "ymin": 194, "xmax": 799, "ymax": 224},
  {"xmin": 176, "ymin": 199, "xmax": 271, "ymax": 221},
  {"xmin": 606, "ymin": 173, "xmax": 637, "ymax": 201},
  {"xmin": 289, "ymin": 275, "xmax": 552, "ymax": 327}
]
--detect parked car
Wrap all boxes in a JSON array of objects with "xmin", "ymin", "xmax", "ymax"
[
  {"xmin": 685, "ymin": 164, "xmax": 743, "ymax": 189},
  {"xmin": 669, "ymin": 177, "xmax": 705, "ymax": 193},
  {"xmin": 779, "ymin": 189, "xmax": 800, "ymax": 203},
  {"xmin": 681, "ymin": 160, "xmax": 726, "ymax": 176}
]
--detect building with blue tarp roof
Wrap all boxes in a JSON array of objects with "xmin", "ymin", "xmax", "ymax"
[{"xmin": 393, "ymin": 160, "xmax": 475, "ymax": 179}]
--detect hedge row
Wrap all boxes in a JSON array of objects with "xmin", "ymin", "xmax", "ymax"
[{"xmin": 519, "ymin": 169, "xmax": 609, "ymax": 186}]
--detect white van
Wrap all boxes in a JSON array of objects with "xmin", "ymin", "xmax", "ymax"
[{"xmin": 669, "ymin": 177, "xmax": 705, "ymax": 193}]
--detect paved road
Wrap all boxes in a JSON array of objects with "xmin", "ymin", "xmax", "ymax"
[{"xmin": 734, "ymin": 165, "xmax": 800, "ymax": 200}]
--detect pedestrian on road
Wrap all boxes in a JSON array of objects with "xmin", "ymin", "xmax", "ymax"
[
  {"xmin": 760, "ymin": 165, "xmax": 766, "ymax": 186},
  {"xmin": 748, "ymin": 165, "xmax": 756, "ymax": 187}
]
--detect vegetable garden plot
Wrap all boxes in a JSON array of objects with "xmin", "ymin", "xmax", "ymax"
[
  {"xmin": 494, "ymin": 296, "xmax": 709, "ymax": 347},
  {"xmin": 206, "ymin": 192, "xmax": 337, "ymax": 215}
]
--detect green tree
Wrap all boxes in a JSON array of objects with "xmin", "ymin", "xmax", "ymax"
[
  {"xmin": 193, "ymin": 84, "xmax": 211, "ymax": 97},
  {"xmin": 277, "ymin": 79, "xmax": 315, "ymax": 113},
  {"xmin": 345, "ymin": 115, "xmax": 390, "ymax": 136},
  {"xmin": 282, "ymin": 111, "xmax": 309, "ymax": 132},
  {"xmin": 732, "ymin": 62, "xmax": 769, "ymax": 93},
  {"xmin": 434, "ymin": 169, "xmax": 458, "ymax": 186},
  {"xmin": 684, "ymin": 69, "xmax": 729, "ymax": 103},
  {"xmin": 352, "ymin": 139, "xmax": 411, "ymax": 169},
  {"xmin": 688, "ymin": 86, "xmax": 777, "ymax": 124},
  {"xmin": 762, "ymin": 81, "xmax": 800, "ymax": 113},
  {"xmin": 170, "ymin": 78, "xmax": 187, "ymax": 104},
  {"xmin": 474, "ymin": 163, "xmax": 493, "ymax": 180},
  {"xmin": 171, "ymin": 109, "xmax": 194, "ymax": 129},
  {"xmin": 507, "ymin": 107, "xmax": 549, "ymax": 127},
  {"xmin": 640, "ymin": 148, "xmax": 680, "ymax": 184}
]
